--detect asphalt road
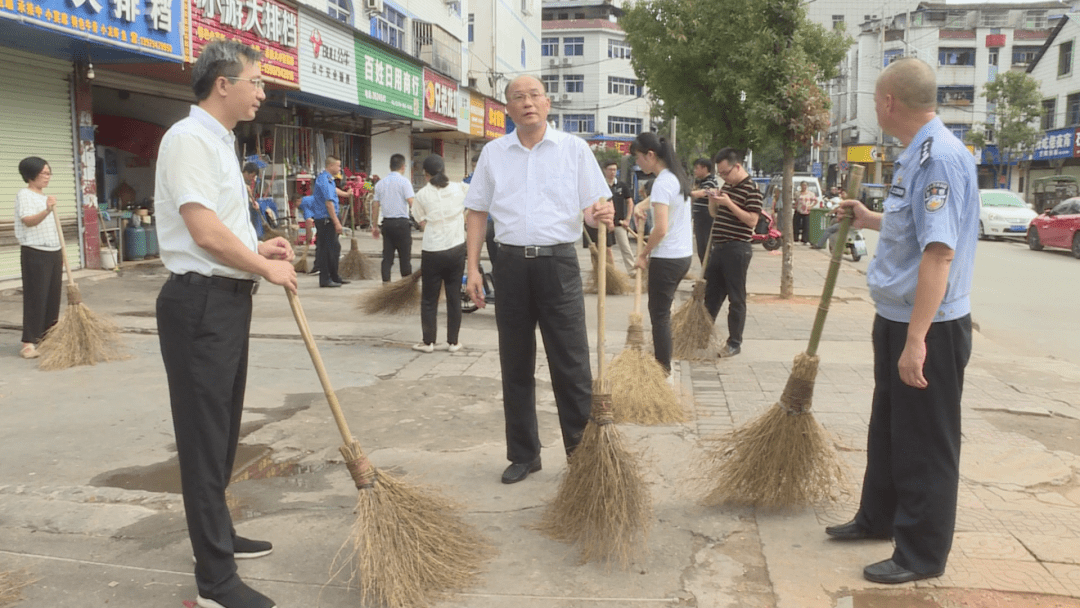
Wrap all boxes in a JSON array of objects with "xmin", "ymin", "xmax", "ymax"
[{"xmin": 858, "ymin": 229, "xmax": 1080, "ymax": 366}]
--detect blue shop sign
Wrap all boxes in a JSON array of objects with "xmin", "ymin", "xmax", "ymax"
[
  {"xmin": 0, "ymin": 0, "xmax": 183, "ymax": 61},
  {"xmin": 1032, "ymin": 127, "xmax": 1076, "ymax": 161}
]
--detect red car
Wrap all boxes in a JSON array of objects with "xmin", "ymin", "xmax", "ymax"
[{"xmin": 1027, "ymin": 197, "xmax": 1080, "ymax": 258}]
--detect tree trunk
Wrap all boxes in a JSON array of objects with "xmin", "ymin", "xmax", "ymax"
[{"xmin": 780, "ymin": 148, "xmax": 795, "ymax": 299}]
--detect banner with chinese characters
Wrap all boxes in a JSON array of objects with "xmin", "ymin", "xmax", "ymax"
[
  {"xmin": 423, "ymin": 68, "xmax": 457, "ymax": 127},
  {"xmin": 353, "ymin": 37, "xmax": 422, "ymax": 120},
  {"xmin": 469, "ymin": 92, "xmax": 484, "ymax": 137},
  {"xmin": 1, "ymin": 0, "xmax": 184, "ymax": 60},
  {"xmin": 188, "ymin": 0, "xmax": 299, "ymax": 87},
  {"xmin": 1032, "ymin": 127, "xmax": 1077, "ymax": 161},
  {"xmin": 484, "ymin": 99, "xmax": 505, "ymax": 139},
  {"xmin": 297, "ymin": 10, "xmax": 356, "ymax": 104}
]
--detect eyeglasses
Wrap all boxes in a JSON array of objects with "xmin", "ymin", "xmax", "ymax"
[
  {"xmin": 508, "ymin": 91, "xmax": 546, "ymax": 104},
  {"xmin": 226, "ymin": 76, "xmax": 266, "ymax": 90},
  {"xmin": 716, "ymin": 163, "xmax": 738, "ymax": 179}
]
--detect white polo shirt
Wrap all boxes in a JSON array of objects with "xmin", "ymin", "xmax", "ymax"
[
  {"xmin": 154, "ymin": 105, "xmax": 259, "ymax": 280},
  {"xmin": 463, "ymin": 126, "xmax": 610, "ymax": 246},
  {"xmin": 413, "ymin": 181, "xmax": 467, "ymax": 252}
]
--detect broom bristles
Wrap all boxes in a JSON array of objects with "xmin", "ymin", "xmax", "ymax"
[
  {"xmin": 537, "ymin": 389, "xmax": 652, "ymax": 567},
  {"xmin": 609, "ymin": 347, "xmax": 686, "ymax": 425},
  {"xmin": 37, "ymin": 285, "xmax": 125, "ymax": 371},
  {"xmin": 0, "ymin": 568, "xmax": 37, "ymax": 605},
  {"xmin": 358, "ymin": 270, "xmax": 422, "ymax": 315},
  {"xmin": 700, "ymin": 353, "xmax": 848, "ymax": 508},
  {"xmin": 340, "ymin": 238, "xmax": 376, "ymax": 280},
  {"xmin": 293, "ymin": 246, "xmax": 310, "ymax": 272},
  {"xmin": 337, "ymin": 471, "xmax": 492, "ymax": 608},
  {"xmin": 671, "ymin": 281, "xmax": 718, "ymax": 360},
  {"xmin": 585, "ymin": 248, "xmax": 632, "ymax": 295}
]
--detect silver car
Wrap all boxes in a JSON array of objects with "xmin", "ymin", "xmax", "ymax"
[{"xmin": 979, "ymin": 189, "xmax": 1037, "ymax": 240}]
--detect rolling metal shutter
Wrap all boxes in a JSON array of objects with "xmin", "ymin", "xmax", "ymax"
[{"xmin": 0, "ymin": 47, "xmax": 79, "ymax": 280}]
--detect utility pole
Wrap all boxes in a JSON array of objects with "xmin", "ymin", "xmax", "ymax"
[{"xmin": 876, "ymin": 13, "xmax": 885, "ymax": 184}]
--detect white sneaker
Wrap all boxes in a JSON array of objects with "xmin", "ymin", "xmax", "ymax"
[
  {"xmin": 412, "ymin": 342, "xmax": 434, "ymax": 353},
  {"xmin": 433, "ymin": 342, "xmax": 450, "ymax": 351},
  {"xmin": 447, "ymin": 343, "xmax": 463, "ymax": 353}
]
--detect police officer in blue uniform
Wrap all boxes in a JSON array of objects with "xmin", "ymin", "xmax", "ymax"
[{"xmin": 826, "ymin": 57, "xmax": 979, "ymax": 585}]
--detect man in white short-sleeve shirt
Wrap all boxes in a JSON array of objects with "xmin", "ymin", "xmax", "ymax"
[
  {"xmin": 154, "ymin": 40, "xmax": 295, "ymax": 608},
  {"xmin": 463, "ymin": 74, "xmax": 614, "ymax": 485}
]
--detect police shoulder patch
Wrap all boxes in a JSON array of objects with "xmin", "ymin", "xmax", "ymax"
[
  {"xmin": 920, "ymin": 138, "xmax": 934, "ymax": 167},
  {"xmin": 924, "ymin": 181, "xmax": 948, "ymax": 212}
]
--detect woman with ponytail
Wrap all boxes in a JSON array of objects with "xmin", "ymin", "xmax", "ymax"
[
  {"xmin": 411, "ymin": 154, "xmax": 468, "ymax": 353},
  {"xmin": 630, "ymin": 132, "xmax": 694, "ymax": 373}
]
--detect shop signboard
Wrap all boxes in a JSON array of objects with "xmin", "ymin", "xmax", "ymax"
[
  {"xmin": 189, "ymin": 0, "xmax": 299, "ymax": 87},
  {"xmin": 423, "ymin": 68, "xmax": 457, "ymax": 127},
  {"xmin": 456, "ymin": 89, "xmax": 471, "ymax": 134},
  {"xmin": 297, "ymin": 11, "xmax": 356, "ymax": 104},
  {"xmin": 469, "ymin": 92, "xmax": 484, "ymax": 137},
  {"xmin": 354, "ymin": 36, "xmax": 422, "ymax": 120},
  {"xmin": 484, "ymin": 98, "xmax": 505, "ymax": 140},
  {"xmin": 1032, "ymin": 127, "xmax": 1076, "ymax": 161},
  {"xmin": 1, "ymin": 0, "xmax": 184, "ymax": 60}
]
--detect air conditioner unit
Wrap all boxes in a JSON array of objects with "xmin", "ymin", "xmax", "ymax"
[
  {"xmin": 561, "ymin": 93, "xmax": 570, "ymax": 101},
  {"xmin": 548, "ymin": 58, "xmax": 558, "ymax": 67},
  {"xmin": 561, "ymin": 57, "xmax": 572, "ymax": 65},
  {"xmin": 365, "ymin": 0, "xmax": 383, "ymax": 14}
]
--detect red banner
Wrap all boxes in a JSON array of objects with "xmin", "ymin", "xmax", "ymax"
[
  {"xmin": 423, "ymin": 68, "xmax": 458, "ymax": 127},
  {"xmin": 189, "ymin": 0, "xmax": 300, "ymax": 87}
]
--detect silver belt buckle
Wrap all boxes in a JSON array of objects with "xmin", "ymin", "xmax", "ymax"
[
  {"xmin": 524, "ymin": 246, "xmax": 539, "ymax": 259},
  {"xmin": 251, "ymin": 281, "xmax": 260, "ymax": 295}
]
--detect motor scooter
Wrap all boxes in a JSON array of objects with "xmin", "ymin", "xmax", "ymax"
[
  {"xmin": 825, "ymin": 215, "xmax": 868, "ymax": 262},
  {"xmin": 461, "ymin": 264, "xmax": 495, "ymax": 313},
  {"xmin": 752, "ymin": 210, "xmax": 782, "ymax": 251}
]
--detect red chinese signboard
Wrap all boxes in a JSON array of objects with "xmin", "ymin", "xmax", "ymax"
[
  {"xmin": 423, "ymin": 68, "xmax": 458, "ymax": 127},
  {"xmin": 189, "ymin": 0, "xmax": 299, "ymax": 87},
  {"xmin": 484, "ymin": 99, "xmax": 506, "ymax": 140}
]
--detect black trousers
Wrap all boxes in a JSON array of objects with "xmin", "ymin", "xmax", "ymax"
[
  {"xmin": 793, "ymin": 212, "xmax": 810, "ymax": 243},
  {"xmin": 420, "ymin": 243, "xmax": 466, "ymax": 345},
  {"xmin": 157, "ymin": 278, "xmax": 255, "ymax": 597},
  {"xmin": 381, "ymin": 217, "xmax": 413, "ymax": 282},
  {"xmin": 494, "ymin": 244, "xmax": 592, "ymax": 463},
  {"xmin": 704, "ymin": 240, "xmax": 752, "ymax": 347},
  {"xmin": 692, "ymin": 206, "xmax": 713, "ymax": 264},
  {"xmin": 855, "ymin": 314, "xmax": 971, "ymax": 575},
  {"xmin": 313, "ymin": 218, "xmax": 341, "ymax": 286},
  {"xmin": 20, "ymin": 246, "xmax": 63, "ymax": 344},
  {"xmin": 648, "ymin": 256, "xmax": 692, "ymax": 372},
  {"xmin": 485, "ymin": 217, "xmax": 499, "ymax": 276}
]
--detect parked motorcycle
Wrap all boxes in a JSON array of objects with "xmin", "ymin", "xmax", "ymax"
[
  {"xmin": 753, "ymin": 210, "xmax": 782, "ymax": 251},
  {"xmin": 828, "ymin": 222, "xmax": 867, "ymax": 262}
]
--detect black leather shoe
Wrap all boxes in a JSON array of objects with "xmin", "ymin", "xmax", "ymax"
[
  {"xmin": 501, "ymin": 458, "xmax": 541, "ymax": 484},
  {"xmin": 825, "ymin": 519, "xmax": 892, "ymax": 541},
  {"xmin": 320, "ymin": 282, "xmax": 342, "ymax": 288},
  {"xmin": 334, "ymin": 279, "xmax": 351, "ymax": 285},
  {"xmin": 718, "ymin": 343, "xmax": 741, "ymax": 358},
  {"xmin": 863, "ymin": 559, "xmax": 943, "ymax": 584}
]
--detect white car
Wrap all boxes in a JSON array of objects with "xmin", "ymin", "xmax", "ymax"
[{"xmin": 979, "ymin": 189, "xmax": 1037, "ymax": 240}]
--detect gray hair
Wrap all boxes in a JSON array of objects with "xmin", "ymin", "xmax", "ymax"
[{"xmin": 191, "ymin": 40, "xmax": 264, "ymax": 101}]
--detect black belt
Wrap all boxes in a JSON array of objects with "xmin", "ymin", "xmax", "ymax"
[
  {"xmin": 168, "ymin": 272, "xmax": 259, "ymax": 295},
  {"xmin": 500, "ymin": 243, "xmax": 576, "ymax": 259},
  {"xmin": 382, "ymin": 217, "xmax": 410, "ymax": 221}
]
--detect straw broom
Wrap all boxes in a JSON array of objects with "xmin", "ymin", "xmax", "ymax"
[
  {"xmin": 293, "ymin": 242, "xmax": 311, "ymax": 273},
  {"xmin": 36, "ymin": 211, "xmax": 124, "ymax": 371},
  {"xmin": 286, "ymin": 289, "xmax": 490, "ymax": 608},
  {"xmin": 0, "ymin": 568, "xmax": 37, "ymax": 606},
  {"xmin": 583, "ymin": 227, "xmax": 631, "ymax": 296},
  {"xmin": 671, "ymin": 217, "xmax": 719, "ymax": 360},
  {"xmin": 358, "ymin": 269, "xmax": 422, "ymax": 315},
  {"xmin": 340, "ymin": 194, "xmax": 376, "ymax": 280},
  {"xmin": 609, "ymin": 228, "xmax": 684, "ymax": 425},
  {"xmin": 538, "ymin": 223, "xmax": 652, "ymax": 567},
  {"xmin": 700, "ymin": 166, "xmax": 865, "ymax": 509}
]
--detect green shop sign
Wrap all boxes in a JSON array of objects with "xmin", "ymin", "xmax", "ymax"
[{"xmin": 354, "ymin": 37, "xmax": 422, "ymax": 120}]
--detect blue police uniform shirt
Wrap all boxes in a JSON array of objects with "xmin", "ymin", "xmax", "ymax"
[
  {"xmin": 299, "ymin": 195, "xmax": 317, "ymax": 221},
  {"xmin": 867, "ymin": 117, "xmax": 978, "ymax": 323},
  {"xmin": 311, "ymin": 170, "xmax": 339, "ymax": 220}
]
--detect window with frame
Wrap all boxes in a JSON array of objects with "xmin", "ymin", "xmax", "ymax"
[
  {"xmin": 1012, "ymin": 45, "xmax": 1041, "ymax": 66},
  {"xmin": 608, "ymin": 76, "xmax": 638, "ymax": 96},
  {"xmin": 1067, "ymin": 93, "xmax": 1080, "ymax": 126},
  {"xmin": 937, "ymin": 86, "xmax": 975, "ymax": 105},
  {"xmin": 608, "ymin": 116, "xmax": 642, "ymax": 135},
  {"xmin": 563, "ymin": 114, "xmax": 594, "ymax": 133},
  {"xmin": 327, "ymin": 0, "xmax": 350, "ymax": 25},
  {"xmin": 608, "ymin": 39, "xmax": 631, "ymax": 59},
  {"xmin": 468, "ymin": 14, "xmax": 474, "ymax": 43},
  {"xmin": 1042, "ymin": 98, "xmax": 1057, "ymax": 130},
  {"xmin": 938, "ymin": 47, "xmax": 976, "ymax": 66},
  {"xmin": 980, "ymin": 10, "xmax": 1007, "ymax": 28},
  {"xmin": 884, "ymin": 49, "xmax": 903, "ymax": 67},
  {"xmin": 944, "ymin": 11, "xmax": 967, "ymax": 29},
  {"xmin": 832, "ymin": 15, "xmax": 844, "ymax": 29},
  {"xmin": 541, "ymin": 74, "xmax": 559, "ymax": 94},
  {"xmin": 521, "ymin": 39, "xmax": 526, "ymax": 67},
  {"xmin": 1060, "ymin": 40, "xmax": 1073, "ymax": 77},
  {"xmin": 541, "ymin": 37, "xmax": 558, "ymax": 56},
  {"xmin": 945, "ymin": 123, "xmax": 971, "ymax": 141},
  {"xmin": 564, "ymin": 74, "xmax": 584, "ymax": 93},
  {"xmin": 988, "ymin": 49, "xmax": 998, "ymax": 66},
  {"xmin": 1024, "ymin": 10, "xmax": 1047, "ymax": 29},
  {"xmin": 372, "ymin": 6, "xmax": 407, "ymax": 51},
  {"xmin": 564, "ymin": 36, "xmax": 584, "ymax": 56}
]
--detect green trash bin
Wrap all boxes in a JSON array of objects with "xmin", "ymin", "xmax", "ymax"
[{"xmin": 808, "ymin": 207, "xmax": 830, "ymax": 246}]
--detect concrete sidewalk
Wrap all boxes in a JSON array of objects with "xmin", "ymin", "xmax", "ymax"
[{"xmin": 0, "ymin": 234, "xmax": 1078, "ymax": 608}]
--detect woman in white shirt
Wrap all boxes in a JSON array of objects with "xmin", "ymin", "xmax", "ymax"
[
  {"xmin": 631, "ymin": 132, "xmax": 694, "ymax": 373},
  {"xmin": 14, "ymin": 156, "xmax": 63, "ymax": 359},
  {"xmin": 412, "ymin": 154, "xmax": 468, "ymax": 353}
]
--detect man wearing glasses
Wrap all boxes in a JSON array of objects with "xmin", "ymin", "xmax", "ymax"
[
  {"xmin": 155, "ymin": 39, "xmax": 295, "ymax": 608},
  {"xmin": 464, "ymin": 75, "xmax": 614, "ymax": 484},
  {"xmin": 705, "ymin": 148, "xmax": 763, "ymax": 358}
]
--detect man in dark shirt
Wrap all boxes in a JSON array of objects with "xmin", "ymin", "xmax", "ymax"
[
  {"xmin": 604, "ymin": 160, "xmax": 636, "ymax": 274},
  {"xmin": 690, "ymin": 158, "xmax": 719, "ymax": 264},
  {"xmin": 706, "ymin": 148, "xmax": 763, "ymax": 358}
]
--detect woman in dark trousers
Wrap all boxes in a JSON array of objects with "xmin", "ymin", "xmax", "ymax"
[
  {"xmin": 412, "ymin": 154, "xmax": 468, "ymax": 353},
  {"xmin": 14, "ymin": 156, "xmax": 63, "ymax": 359},
  {"xmin": 630, "ymin": 133, "xmax": 694, "ymax": 374}
]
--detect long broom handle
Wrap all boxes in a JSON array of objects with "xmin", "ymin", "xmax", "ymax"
[
  {"xmin": 806, "ymin": 164, "xmax": 865, "ymax": 357},
  {"xmin": 597, "ymin": 222, "xmax": 607, "ymax": 384},
  {"xmin": 286, "ymin": 289, "xmax": 358, "ymax": 448},
  {"xmin": 633, "ymin": 227, "xmax": 643, "ymax": 315},
  {"xmin": 52, "ymin": 209, "xmax": 76, "ymax": 289}
]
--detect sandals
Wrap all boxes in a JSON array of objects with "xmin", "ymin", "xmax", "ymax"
[{"xmin": 20, "ymin": 343, "xmax": 39, "ymax": 359}]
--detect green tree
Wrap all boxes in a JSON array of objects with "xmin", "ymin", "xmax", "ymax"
[{"xmin": 966, "ymin": 70, "xmax": 1043, "ymax": 189}]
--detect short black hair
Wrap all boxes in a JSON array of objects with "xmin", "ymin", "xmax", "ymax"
[
  {"xmin": 389, "ymin": 154, "xmax": 406, "ymax": 171},
  {"xmin": 693, "ymin": 158, "xmax": 713, "ymax": 172},
  {"xmin": 603, "ymin": 160, "xmax": 619, "ymax": 169},
  {"xmin": 713, "ymin": 148, "xmax": 744, "ymax": 168},
  {"xmin": 18, "ymin": 156, "xmax": 49, "ymax": 183},
  {"xmin": 191, "ymin": 40, "xmax": 264, "ymax": 101},
  {"xmin": 242, "ymin": 162, "xmax": 259, "ymax": 175}
]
